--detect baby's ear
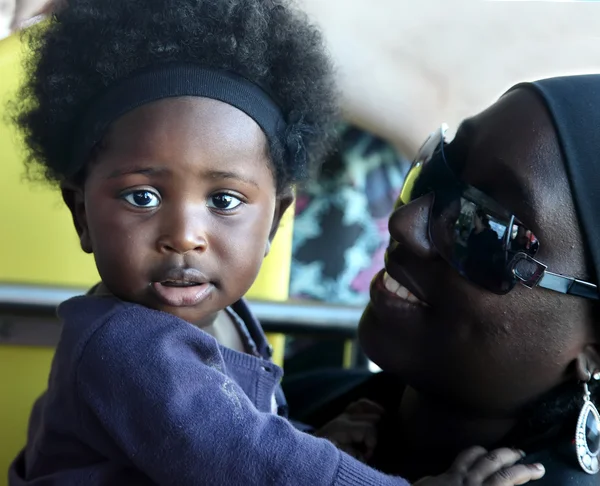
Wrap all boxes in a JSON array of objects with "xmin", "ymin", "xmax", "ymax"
[
  {"xmin": 267, "ymin": 187, "xmax": 294, "ymax": 246},
  {"xmin": 61, "ymin": 182, "xmax": 92, "ymax": 254}
]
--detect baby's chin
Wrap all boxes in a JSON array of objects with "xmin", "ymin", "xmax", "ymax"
[
  {"xmin": 140, "ymin": 295, "xmax": 221, "ymax": 329},
  {"xmin": 154, "ymin": 305, "xmax": 221, "ymax": 328}
]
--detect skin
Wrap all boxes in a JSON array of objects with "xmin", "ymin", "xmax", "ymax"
[
  {"xmin": 358, "ymin": 88, "xmax": 600, "ymax": 471},
  {"xmin": 63, "ymin": 97, "xmax": 292, "ymax": 340}
]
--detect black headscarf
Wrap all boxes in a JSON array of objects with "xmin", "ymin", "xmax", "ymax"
[{"xmin": 511, "ymin": 75, "xmax": 600, "ymax": 295}]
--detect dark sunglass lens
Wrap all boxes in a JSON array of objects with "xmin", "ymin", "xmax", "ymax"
[{"xmin": 429, "ymin": 194, "xmax": 514, "ymax": 293}]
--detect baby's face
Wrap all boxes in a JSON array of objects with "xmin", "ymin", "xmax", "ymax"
[{"xmin": 73, "ymin": 96, "xmax": 280, "ymax": 326}]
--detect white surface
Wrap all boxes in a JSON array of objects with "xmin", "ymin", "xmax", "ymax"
[{"xmin": 298, "ymin": 0, "xmax": 600, "ymax": 156}]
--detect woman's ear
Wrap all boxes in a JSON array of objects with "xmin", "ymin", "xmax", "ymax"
[
  {"xmin": 575, "ymin": 345, "xmax": 600, "ymax": 381},
  {"xmin": 265, "ymin": 187, "xmax": 295, "ymax": 257},
  {"xmin": 61, "ymin": 182, "xmax": 93, "ymax": 254}
]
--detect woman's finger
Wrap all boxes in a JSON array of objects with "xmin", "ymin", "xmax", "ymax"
[
  {"xmin": 340, "ymin": 421, "xmax": 375, "ymax": 444},
  {"xmin": 467, "ymin": 448, "xmax": 528, "ymax": 483},
  {"xmin": 347, "ymin": 422, "xmax": 378, "ymax": 448},
  {"xmin": 362, "ymin": 428, "xmax": 378, "ymax": 461},
  {"xmin": 484, "ymin": 463, "xmax": 545, "ymax": 486},
  {"xmin": 341, "ymin": 413, "xmax": 384, "ymax": 423},
  {"xmin": 344, "ymin": 399, "xmax": 385, "ymax": 415},
  {"xmin": 449, "ymin": 446, "xmax": 489, "ymax": 474}
]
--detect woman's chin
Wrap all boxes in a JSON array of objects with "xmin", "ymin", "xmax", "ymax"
[{"xmin": 358, "ymin": 304, "xmax": 416, "ymax": 375}]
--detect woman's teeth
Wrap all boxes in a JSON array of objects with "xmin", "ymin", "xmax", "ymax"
[{"xmin": 383, "ymin": 272, "xmax": 427, "ymax": 306}]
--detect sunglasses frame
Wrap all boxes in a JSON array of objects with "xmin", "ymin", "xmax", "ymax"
[{"xmin": 404, "ymin": 124, "xmax": 598, "ymax": 301}]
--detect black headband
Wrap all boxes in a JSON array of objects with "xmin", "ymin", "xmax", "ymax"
[{"xmin": 70, "ymin": 63, "xmax": 287, "ymax": 176}]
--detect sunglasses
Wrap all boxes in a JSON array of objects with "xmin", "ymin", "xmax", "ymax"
[{"xmin": 398, "ymin": 124, "xmax": 598, "ymax": 300}]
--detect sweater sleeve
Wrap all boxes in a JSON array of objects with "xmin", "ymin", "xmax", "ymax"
[{"xmin": 75, "ymin": 308, "xmax": 409, "ymax": 486}]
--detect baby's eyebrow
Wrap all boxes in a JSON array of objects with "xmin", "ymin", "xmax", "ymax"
[
  {"xmin": 201, "ymin": 170, "xmax": 259, "ymax": 188},
  {"xmin": 106, "ymin": 165, "xmax": 169, "ymax": 179}
]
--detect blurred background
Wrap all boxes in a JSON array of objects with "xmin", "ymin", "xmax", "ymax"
[{"xmin": 2, "ymin": 0, "xmax": 600, "ymax": 481}]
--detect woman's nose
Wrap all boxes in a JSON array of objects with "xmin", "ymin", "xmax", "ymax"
[
  {"xmin": 156, "ymin": 206, "xmax": 208, "ymax": 254},
  {"xmin": 388, "ymin": 192, "xmax": 437, "ymax": 259}
]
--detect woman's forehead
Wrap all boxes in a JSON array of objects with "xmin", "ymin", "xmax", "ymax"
[
  {"xmin": 459, "ymin": 88, "xmax": 556, "ymax": 151},
  {"xmin": 455, "ymin": 89, "xmax": 567, "ymax": 198}
]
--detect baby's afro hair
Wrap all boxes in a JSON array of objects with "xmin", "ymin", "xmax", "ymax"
[{"xmin": 15, "ymin": 0, "xmax": 338, "ymax": 192}]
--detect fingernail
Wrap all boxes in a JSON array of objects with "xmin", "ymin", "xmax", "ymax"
[
  {"xmin": 533, "ymin": 463, "xmax": 545, "ymax": 472},
  {"xmin": 518, "ymin": 449, "xmax": 526, "ymax": 458}
]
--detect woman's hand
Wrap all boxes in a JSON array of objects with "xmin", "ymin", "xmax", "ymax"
[
  {"xmin": 315, "ymin": 398, "xmax": 384, "ymax": 463},
  {"xmin": 414, "ymin": 447, "xmax": 545, "ymax": 485}
]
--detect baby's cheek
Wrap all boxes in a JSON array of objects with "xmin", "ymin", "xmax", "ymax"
[
  {"xmin": 223, "ymin": 243, "xmax": 268, "ymax": 293},
  {"xmin": 93, "ymin": 237, "xmax": 147, "ymax": 292}
]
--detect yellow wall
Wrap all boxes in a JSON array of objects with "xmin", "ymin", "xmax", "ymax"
[
  {"xmin": 0, "ymin": 347, "xmax": 55, "ymax": 478},
  {"xmin": 0, "ymin": 31, "xmax": 292, "ymax": 483}
]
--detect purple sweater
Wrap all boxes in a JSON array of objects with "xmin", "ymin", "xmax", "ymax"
[{"xmin": 8, "ymin": 296, "xmax": 409, "ymax": 486}]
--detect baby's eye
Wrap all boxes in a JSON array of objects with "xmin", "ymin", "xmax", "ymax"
[
  {"xmin": 122, "ymin": 190, "xmax": 161, "ymax": 208},
  {"xmin": 207, "ymin": 193, "xmax": 243, "ymax": 211}
]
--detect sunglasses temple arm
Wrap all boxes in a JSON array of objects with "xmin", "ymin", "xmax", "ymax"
[{"xmin": 537, "ymin": 272, "xmax": 599, "ymax": 300}]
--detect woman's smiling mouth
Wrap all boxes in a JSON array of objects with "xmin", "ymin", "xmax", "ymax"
[
  {"xmin": 382, "ymin": 271, "xmax": 428, "ymax": 307},
  {"xmin": 369, "ymin": 268, "xmax": 430, "ymax": 324}
]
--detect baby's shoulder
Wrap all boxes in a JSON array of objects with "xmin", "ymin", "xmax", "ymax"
[
  {"xmin": 57, "ymin": 295, "xmax": 135, "ymax": 346},
  {"xmin": 57, "ymin": 295, "xmax": 219, "ymax": 365}
]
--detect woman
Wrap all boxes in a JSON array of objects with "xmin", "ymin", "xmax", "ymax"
[{"xmin": 290, "ymin": 75, "xmax": 600, "ymax": 486}]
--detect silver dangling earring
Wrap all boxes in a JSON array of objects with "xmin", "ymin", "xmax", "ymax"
[{"xmin": 575, "ymin": 371, "xmax": 600, "ymax": 474}]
